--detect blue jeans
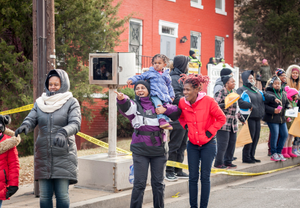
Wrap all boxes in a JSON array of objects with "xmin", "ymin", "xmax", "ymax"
[
  {"xmin": 39, "ymin": 179, "xmax": 70, "ymax": 208},
  {"xmin": 0, "ymin": 200, "xmax": 2, "ymax": 208},
  {"xmin": 151, "ymin": 96, "xmax": 169, "ymax": 121},
  {"xmin": 267, "ymin": 122, "xmax": 288, "ymax": 155},
  {"xmin": 187, "ymin": 139, "xmax": 217, "ymax": 208}
]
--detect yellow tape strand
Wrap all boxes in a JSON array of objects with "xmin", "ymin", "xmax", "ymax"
[
  {"xmin": 2, "ymin": 104, "xmax": 299, "ymax": 177},
  {"xmin": 0, "ymin": 104, "xmax": 34, "ymax": 115}
]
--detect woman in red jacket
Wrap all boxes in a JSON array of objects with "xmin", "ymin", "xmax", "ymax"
[
  {"xmin": 0, "ymin": 115, "xmax": 20, "ymax": 207},
  {"xmin": 178, "ymin": 74, "xmax": 226, "ymax": 208}
]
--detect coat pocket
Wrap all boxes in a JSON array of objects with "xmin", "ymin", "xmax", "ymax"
[{"xmin": 51, "ymin": 145, "xmax": 69, "ymax": 156}]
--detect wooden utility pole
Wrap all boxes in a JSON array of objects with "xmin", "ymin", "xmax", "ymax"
[{"xmin": 32, "ymin": 0, "xmax": 55, "ymax": 196}]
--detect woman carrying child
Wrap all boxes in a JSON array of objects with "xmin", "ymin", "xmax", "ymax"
[
  {"xmin": 116, "ymin": 80, "xmax": 181, "ymax": 208},
  {"xmin": 263, "ymin": 76, "xmax": 290, "ymax": 162},
  {"xmin": 127, "ymin": 54, "xmax": 175, "ymax": 130}
]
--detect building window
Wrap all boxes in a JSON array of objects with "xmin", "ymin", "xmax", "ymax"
[
  {"xmin": 190, "ymin": 31, "xmax": 201, "ymax": 60},
  {"xmin": 159, "ymin": 20, "xmax": 178, "ymax": 38},
  {"xmin": 191, "ymin": 0, "xmax": 203, "ymax": 9},
  {"xmin": 215, "ymin": 0, "xmax": 227, "ymax": 15},
  {"xmin": 129, "ymin": 19, "xmax": 142, "ymax": 71},
  {"xmin": 215, "ymin": 36, "xmax": 224, "ymax": 59}
]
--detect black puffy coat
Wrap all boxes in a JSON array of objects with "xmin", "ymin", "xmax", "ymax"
[{"xmin": 263, "ymin": 86, "xmax": 290, "ymax": 124}]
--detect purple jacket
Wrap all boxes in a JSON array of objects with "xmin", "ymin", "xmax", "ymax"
[{"xmin": 117, "ymin": 96, "xmax": 181, "ymax": 156}]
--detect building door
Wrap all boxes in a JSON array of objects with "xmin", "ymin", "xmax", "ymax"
[{"xmin": 160, "ymin": 35, "xmax": 176, "ymax": 60}]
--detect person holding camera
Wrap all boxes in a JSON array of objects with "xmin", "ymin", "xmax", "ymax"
[{"xmin": 15, "ymin": 69, "xmax": 81, "ymax": 208}]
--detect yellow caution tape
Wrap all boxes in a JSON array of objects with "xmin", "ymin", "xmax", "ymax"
[
  {"xmin": 76, "ymin": 132, "xmax": 132, "ymax": 155},
  {"xmin": 0, "ymin": 104, "xmax": 34, "ymax": 115},
  {"xmin": 171, "ymin": 192, "xmax": 180, "ymax": 198},
  {"xmin": 2, "ymin": 104, "xmax": 300, "ymax": 177}
]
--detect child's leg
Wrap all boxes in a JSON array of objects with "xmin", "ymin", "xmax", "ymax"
[{"xmin": 151, "ymin": 96, "xmax": 169, "ymax": 122}]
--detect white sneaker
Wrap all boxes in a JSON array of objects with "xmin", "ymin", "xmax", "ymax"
[
  {"xmin": 292, "ymin": 148, "xmax": 300, "ymax": 156},
  {"xmin": 278, "ymin": 154, "xmax": 286, "ymax": 161},
  {"xmin": 270, "ymin": 153, "xmax": 280, "ymax": 161}
]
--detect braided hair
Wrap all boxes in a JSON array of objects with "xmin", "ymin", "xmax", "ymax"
[
  {"xmin": 178, "ymin": 73, "xmax": 210, "ymax": 89},
  {"xmin": 152, "ymin": 54, "xmax": 169, "ymax": 65}
]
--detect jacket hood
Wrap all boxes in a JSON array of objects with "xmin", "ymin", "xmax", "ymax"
[
  {"xmin": 241, "ymin": 70, "xmax": 254, "ymax": 85},
  {"xmin": 286, "ymin": 65, "xmax": 300, "ymax": 80},
  {"xmin": 170, "ymin": 68, "xmax": 183, "ymax": 76},
  {"xmin": 173, "ymin": 55, "xmax": 189, "ymax": 73},
  {"xmin": 45, "ymin": 69, "xmax": 70, "ymax": 96}
]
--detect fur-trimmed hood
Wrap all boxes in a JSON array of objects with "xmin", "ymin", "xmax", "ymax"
[
  {"xmin": 286, "ymin": 65, "xmax": 300, "ymax": 90},
  {"xmin": 0, "ymin": 128, "xmax": 21, "ymax": 155}
]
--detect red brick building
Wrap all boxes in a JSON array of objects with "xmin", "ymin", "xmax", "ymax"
[
  {"xmin": 114, "ymin": 0, "xmax": 234, "ymax": 75},
  {"xmin": 78, "ymin": 0, "xmax": 234, "ymax": 148}
]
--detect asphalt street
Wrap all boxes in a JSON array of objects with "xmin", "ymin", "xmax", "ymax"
[{"xmin": 209, "ymin": 166, "xmax": 300, "ymax": 208}]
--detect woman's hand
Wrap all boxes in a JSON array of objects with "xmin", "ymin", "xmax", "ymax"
[
  {"xmin": 127, "ymin": 79, "xmax": 133, "ymax": 85},
  {"xmin": 274, "ymin": 108, "xmax": 281, "ymax": 114},
  {"xmin": 114, "ymin": 91, "xmax": 125, "ymax": 101},
  {"xmin": 155, "ymin": 104, "xmax": 167, "ymax": 115},
  {"xmin": 274, "ymin": 99, "xmax": 282, "ymax": 105}
]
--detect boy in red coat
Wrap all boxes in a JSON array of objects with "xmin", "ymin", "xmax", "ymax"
[{"xmin": 0, "ymin": 115, "xmax": 20, "ymax": 207}]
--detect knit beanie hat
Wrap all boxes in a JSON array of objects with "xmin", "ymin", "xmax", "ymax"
[
  {"xmin": 262, "ymin": 59, "xmax": 267, "ymax": 64},
  {"xmin": 189, "ymin": 50, "xmax": 195, "ymax": 56},
  {"xmin": 220, "ymin": 68, "xmax": 232, "ymax": 76},
  {"xmin": 292, "ymin": 67, "xmax": 299, "ymax": 73},
  {"xmin": 134, "ymin": 80, "xmax": 151, "ymax": 94},
  {"xmin": 221, "ymin": 75, "xmax": 232, "ymax": 85},
  {"xmin": 275, "ymin": 68, "xmax": 285, "ymax": 77},
  {"xmin": 285, "ymin": 86, "xmax": 298, "ymax": 101}
]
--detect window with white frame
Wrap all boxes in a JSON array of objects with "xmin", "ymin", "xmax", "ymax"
[
  {"xmin": 129, "ymin": 19, "xmax": 143, "ymax": 70},
  {"xmin": 191, "ymin": 0, "xmax": 203, "ymax": 9},
  {"xmin": 215, "ymin": 36, "xmax": 224, "ymax": 59},
  {"xmin": 190, "ymin": 31, "xmax": 201, "ymax": 60},
  {"xmin": 159, "ymin": 20, "xmax": 178, "ymax": 38},
  {"xmin": 215, "ymin": 0, "xmax": 227, "ymax": 15}
]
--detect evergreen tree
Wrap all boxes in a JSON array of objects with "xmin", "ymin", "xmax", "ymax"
[{"xmin": 235, "ymin": 0, "xmax": 300, "ymax": 71}]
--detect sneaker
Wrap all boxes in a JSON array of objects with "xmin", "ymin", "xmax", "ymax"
[
  {"xmin": 225, "ymin": 163, "xmax": 237, "ymax": 169},
  {"xmin": 270, "ymin": 153, "xmax": 280, "ymax": 161},
  {"xmin": 278, "ymin": 153, "xmax": 286, "ymax": 161},
  {"xmin": 165, "ymin": 172, "xmax": 178, "ymax": 182},
  {"xmin": 214, "ymin": 164, "xmax": 228, "ymax": 169},
  {"xmin": 175, "ymin": 171, "xmax": 189, "ymax": 179},
  {"xmin": 293, "ymin": 148, "xmax": 300, "ymax": 156}
]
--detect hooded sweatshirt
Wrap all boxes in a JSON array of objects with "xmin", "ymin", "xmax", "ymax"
[
  {"xmin": 170, "ymin": 55, "xmax": 189, "ymax": 106},
  {"xmin": 237, "ymin": 70, "xmax": 275, "ymax": 119}
]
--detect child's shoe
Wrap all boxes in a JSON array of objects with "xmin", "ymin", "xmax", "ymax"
[
  {"xmin": 159, "ymin": 119, "xmax": 173, "ymax": 130},
  {"xmin": 287, "ymin": 147, "xmax": 297, "ymax": 157},
  {"xmin": 282, "ymin": 147, "xmax": 290, "ymax": 158},
  {"xmin": 292, "ymin": 146, "xmax": 300, "ymax": 156}
]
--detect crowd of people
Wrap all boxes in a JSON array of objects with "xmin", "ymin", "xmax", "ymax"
[{"xmin": 2, "ymin": 53, "xmax": 300, "ymax": 208}]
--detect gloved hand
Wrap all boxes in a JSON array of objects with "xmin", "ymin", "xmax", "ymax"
[
  {"xmin": 53, "ymin": 130, "xmax": 67, "ymax": 148},
  {"xmin": 15, "ymin": 125, "xmax": 29, "ymax": 137},
  {"xmin": 6, "ymin": 186, "xmax": 18, "ymax": 199}
]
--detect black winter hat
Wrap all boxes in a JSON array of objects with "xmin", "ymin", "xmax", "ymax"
[
  {"xmin": 221, "ymin": 75, "xmax": 232, "ymax": 85},
  {"xmin": 0, "ymin": 115, "xmax": 11, "ymax": 134},
  {"xmin": 220, "ymin": 68, "xmax": 232, "ymax": 76},
  {"xmin": 189, "ymin": 50, "xmax": 195, "ymax": 56},
  {"xmin": 134, "ymin": 80, "xmax": 151, "ymax": 94}
]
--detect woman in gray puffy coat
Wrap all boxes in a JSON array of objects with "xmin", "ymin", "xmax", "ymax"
[{"xmin": 15, "ymin": 69, "xmax": 81, "ymax": 208}]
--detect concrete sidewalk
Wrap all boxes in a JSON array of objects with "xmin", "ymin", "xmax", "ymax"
[{"xmin": 3, "ymin": 142, "xmax": 300, "ymax": 208}]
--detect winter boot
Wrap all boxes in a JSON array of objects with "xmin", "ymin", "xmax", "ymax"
[
  {"xmin": 287, "ymin": 147, "xmax": 297, "ymax": 157},
  {"xmin": 282, "ymin": 147, "xmax": 290, "ymax": 158}
]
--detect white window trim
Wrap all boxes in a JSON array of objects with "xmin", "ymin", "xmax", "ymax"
[
  {"xmin": 215, "ymin": 0, "xmax": 227, "ymax": 16},
  {"xmin": 191, "ymin": 0, "xmax": 203, "ymax": 10},
  {"xmin": 129, "ymin": 18, "xmax": 143, "ymax": 73},
  {"xmin": 215, "ymin": 36, "xmax": 225, "ymax": 59},
  {"xmin": 159, "ymin": 20, "xmax": 178, "ymax": 38},
  {"xmin": 167, "ymin": 0, "xmax": 176, "ymax": 2}
]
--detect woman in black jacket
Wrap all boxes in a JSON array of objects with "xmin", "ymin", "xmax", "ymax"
[
  {"xmin": 237, "ymin": 70, "xmax": 280, "ymax": 163},
  {"xmin": 263, "ymin": 76, "xmax": 290, "ymax": 162}
]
